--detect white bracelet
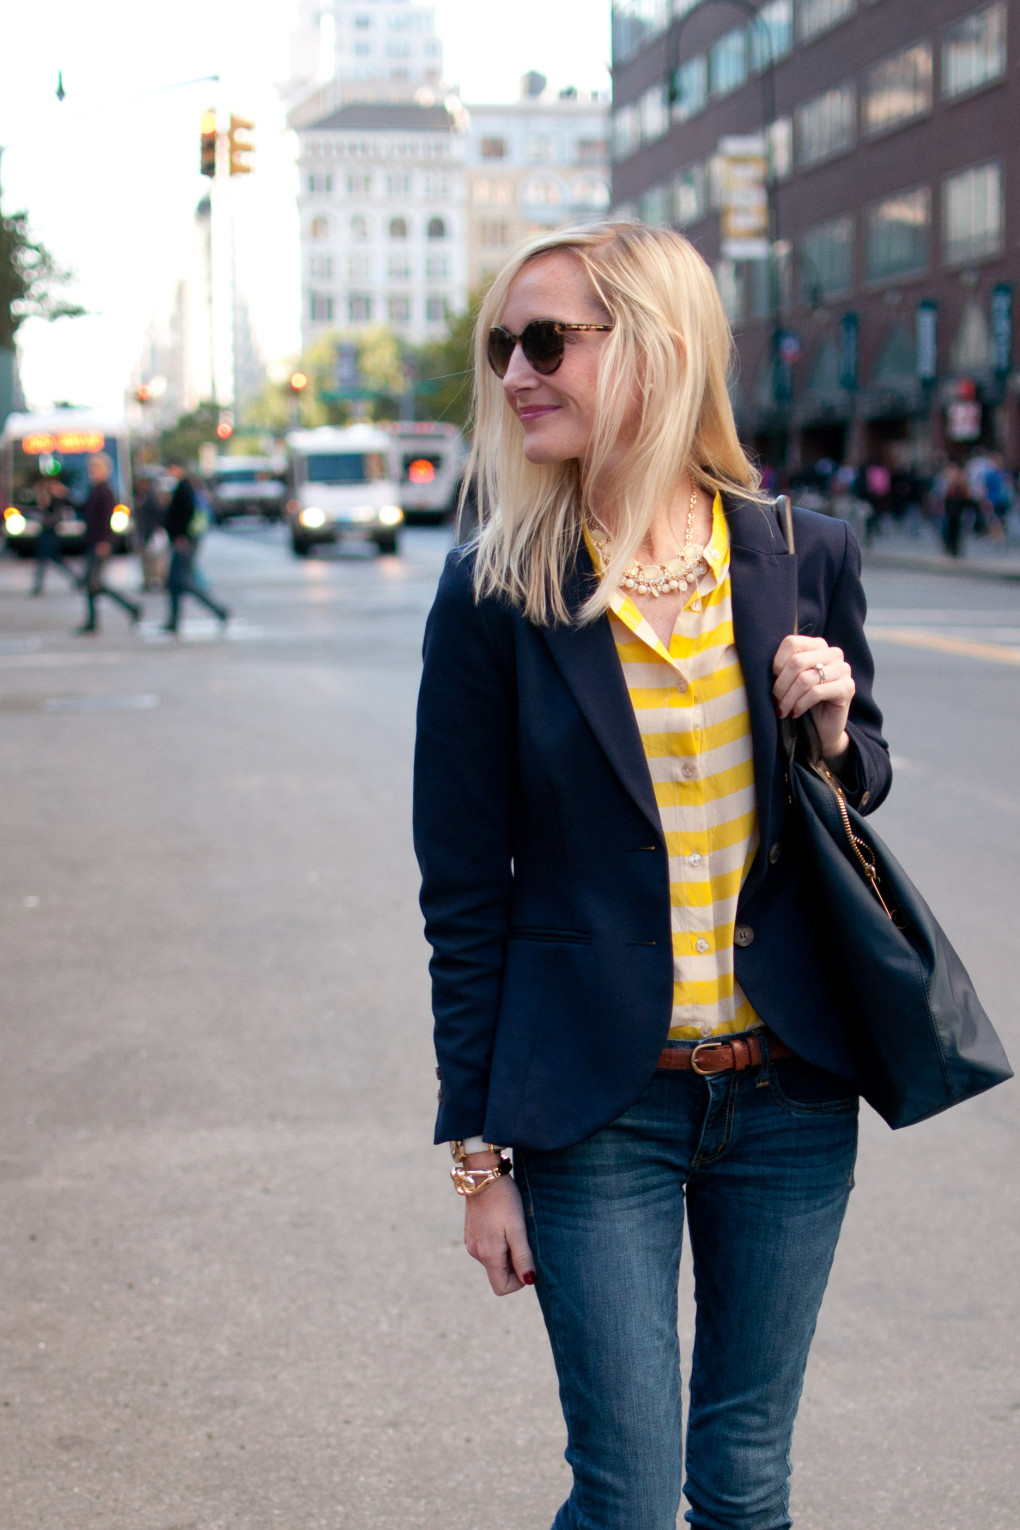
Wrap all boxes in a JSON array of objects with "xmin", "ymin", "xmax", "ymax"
[{"xmin": 462, "ymin": 1134, "xmax": 503, "ymax": 1155}]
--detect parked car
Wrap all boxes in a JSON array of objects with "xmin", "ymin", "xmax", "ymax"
[
  {"xmin": 284, "ymin": 426, "xmax": 404, "ymax": 557},
  {"xmin": 207, "ymin": 456, "xmax": 287, "ymax": 523}
]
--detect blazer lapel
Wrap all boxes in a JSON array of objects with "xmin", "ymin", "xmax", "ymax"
[
  {"xmin": 543, "ymin": 542, "xmax": 664, "ymax": 839},
  {"xmin": 724, "ymin": 493, "xmax": 799, "ymax": 889}
]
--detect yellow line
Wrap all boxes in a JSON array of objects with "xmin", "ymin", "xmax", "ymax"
[{"xmin": 868, "ymin": 626, "xmax": 1020, "ymax": 666}]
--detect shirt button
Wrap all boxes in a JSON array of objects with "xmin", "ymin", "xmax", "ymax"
[
  {"xmin": 695, "ymin": 937, "xmax": 710, "ymax": 954},
  {"xmin": 681, "ymin": 763, "xmax": 697, "ymax": 780},
  {"xmin": 690, "ymin": 599, "xmax": 702, "ymax": 612},
  {"xmin": 699, "ymin": 1023, "xmax": 714, "ymax": 1037},
  {"xmin": 676, "ymin": 679, "xmax": 688, "ymax": 694},
  {"xmin": 687, "ymin": 852, "xmax": 702, "ymax": 867}
]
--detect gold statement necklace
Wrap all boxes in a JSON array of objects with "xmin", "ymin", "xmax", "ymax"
[{"xmin": 590, "ymin": 487, "xmax": 706, "ymax": 598}]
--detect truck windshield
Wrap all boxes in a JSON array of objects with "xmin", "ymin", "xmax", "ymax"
[{"xmin": 302, "ymin": 452, "xmax": 385, "ymax": 484}]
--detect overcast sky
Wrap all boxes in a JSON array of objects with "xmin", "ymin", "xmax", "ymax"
[{"xmin": 1, "ymin": 0, "xmax": 612, "ymax": 415}]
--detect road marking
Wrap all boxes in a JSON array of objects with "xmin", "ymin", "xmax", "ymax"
[{"xmin": 868, "ymin": 626, "xmax": 1020, "ymax": 666}]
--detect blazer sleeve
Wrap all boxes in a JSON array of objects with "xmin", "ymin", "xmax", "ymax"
[
  {"xmin": 413, "ymin": 550, "xmax": 516, "ymax": 1142},
  {"xmin": 822, "ymin": 519, "xmax": 892, "ymax": 815}
]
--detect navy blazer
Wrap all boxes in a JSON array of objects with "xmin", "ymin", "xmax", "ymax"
[{"xmin": 413, "ymin": 496, "xmax": 892, "ymax": 1151}]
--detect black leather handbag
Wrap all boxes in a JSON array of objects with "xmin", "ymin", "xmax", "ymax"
[{"xmin": 775, "ymin": 497, "xmax": 1012, "ymax": 1128}]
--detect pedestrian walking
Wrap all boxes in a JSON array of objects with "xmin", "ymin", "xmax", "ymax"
[
  {"xmin": 134, "ymin": 473, "xmax": 169, "ymax": 590},
  {"xmin": 414, "ymin": 223, "xmax": 894, "ymax": 1530},
  {"xmin": 31, "ymin": 472, "xmax": 78, "ymax": 595},
  {"xmin": 940, "ymin": 462, "xmax": 977, "ymax": 558},
  {"xmin": 77, "ymin": 454, "xmax": 142, "ymax": 633},
  {"xmin": 162, "ymin": 461, "xmax": 230, "ymax": 633}
]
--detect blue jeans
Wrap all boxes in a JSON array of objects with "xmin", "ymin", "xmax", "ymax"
[{"xmin": 515, "ymin": 1037, "xmax": 859, "ymax": 1530}]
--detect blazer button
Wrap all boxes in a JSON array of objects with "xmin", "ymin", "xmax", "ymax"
[
  {"xmin": 861, "ymin": 790, "xmax": 871, "ymax": 806},
  {"xmin": 734, "ymin": 925, "xmax": 754, "ymax": 947},
  {"xmin": 768, "ymin": 842, "xmax": 781, "ymax": 865}
]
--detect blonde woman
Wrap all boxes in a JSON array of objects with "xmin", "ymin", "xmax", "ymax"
[{"xmin": 414, "ymin": 223, "xmax": 891, "ymax": 1530}]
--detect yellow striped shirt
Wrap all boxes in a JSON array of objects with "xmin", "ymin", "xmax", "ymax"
[{"xmin": 595, "ymin": 494, "xmax": 762, "ymax": 1040}]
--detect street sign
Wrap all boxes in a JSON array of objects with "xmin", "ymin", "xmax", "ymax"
[
  {"xmin": 336, "ymin": 343, "xmax": 360, "ymax": 393},
  {"xmin": 839, "ymin": 313, "xmax": 859, "ymax": 391},
  {"xmin": 946, "ymin": 399, "xmax": 982, "ymax": 441},
  {"xmin": 718, "ymin": 135, "xmax": 769, "ymax": 262},
  {"xmin": 991, "ymin": 284, "xmax": 1012, "ymax": 377},
  {"xmin": 916, "ymin": 300, "xmax": 938, "ymax": 384}
]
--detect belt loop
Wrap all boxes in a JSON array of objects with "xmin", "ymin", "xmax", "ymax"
[{"xmin": 756, "ymin": 1029, "xmax": 772, "ymax": 1087}]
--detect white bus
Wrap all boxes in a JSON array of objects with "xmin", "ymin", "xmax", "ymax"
[
  {"xmin": 378, "ymin": 421, "xmax": 467, "ymax": 525},
  {"xmin": 285, "ymin": 424, "xmax": 404, "ymax": 557},
  {"xmin": 1, "ymin": 409, "xmax": 134, "ymax": 555}
]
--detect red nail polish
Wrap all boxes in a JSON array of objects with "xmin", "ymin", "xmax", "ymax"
[{"xmin": 523, "ymin": 1270, "xmax": 536, "ymax": 1285}]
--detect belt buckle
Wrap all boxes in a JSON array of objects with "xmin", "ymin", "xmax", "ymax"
[{"xmin": 690, "ymin": 1041, "xmax": 725, "ymax": 1075}]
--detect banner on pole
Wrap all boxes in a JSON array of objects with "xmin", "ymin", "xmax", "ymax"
[{"xmin": 718, "ymin": 135, "xmax": 769, "ymax": 262}]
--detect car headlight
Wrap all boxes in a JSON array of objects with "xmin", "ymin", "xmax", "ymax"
[
  {"xmin": 299, "ymin": 507, "xmax": 326, "ymax": 528},
  {"xmin": 4, "ymin": 510, "xmax": 27, "ymax": 536},
  {"xmin": 378, "ymin": 504, "xmax": 403, "ymax": 527},
  {"xmin": 110, "ymin": 507, "xmax": 131, "ymax": 534}
]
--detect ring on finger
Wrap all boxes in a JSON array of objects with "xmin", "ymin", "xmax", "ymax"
[{"xmin": 814, "ymin": 663, "xmax": 826, "ymax": 684}]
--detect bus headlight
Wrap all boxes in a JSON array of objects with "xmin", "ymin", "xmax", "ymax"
[
  {"xmin": 4, "ymin": 510, "xmax": 27, "ymax": 536},
  {"xmin": 378, "ymin": 504, "xmax": 403, "ymax": 527},
  {"xmin": 110, "ymin": 506, "xmax": 131, "ymax": 534}
]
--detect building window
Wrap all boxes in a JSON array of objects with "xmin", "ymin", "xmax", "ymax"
[
  {"xmin": 578, "ymin": 138, "xmax": 608, "ymax": 163},
  {"xmin": 426, "ymin": 253, "xmax": 449, "ymax": 279},
  {"xmin": 942, "ymin": 2, "xmax": 1007, "ymax": 98},
  {"xmin": 388, "ymin": 295, "xmax": 411, "ymax": 324},
  {"xmin": 423, "ymin": 174, "xmax": 449, "ymax": 197},
  {"xmin": 570, "ymin": 177, "xmax": 611, "ymax": 210},
  {"xmin": 348, "ymin": 253, "xmax": 371, "ymax": 280},
  {"xmin": 522, "ymin": 177, "xmax": 564, "ymax": 207},
  {"xmin": 480, "ymin": 220, "xmax": 511, "ymax": 247},
  {"xmin": 751, "ymin": 0, "xmax": 793, "ymax": 69},
  {"xmin": 710, "ymin": 28, "xmax": 748, "ymax": 99},
  {"xmin": 480, "ymin": 137, "xmax": 508, "ymax": 159},
  {"xmin": 346, "ymin": 173, "xmax": 371, "ymax": 196},
  {"xmin": 639, "ymin": 186, "xmax": 669, "ymax": 226},
  {"xmin": 388, "ymin": 252, "xmax": 412, "ymax": 279},
  {"xmin": 612, "ymin": 0, "xmax": 671, "ymax": 65},
  {"xmin": 427, "ymin": 215, "xmax": 447, "ymax": 238},
  {"xmin": 796, "ymin": 83, "xmax": 856, "ymax": 166},
  {"xmin": 670, "ymin": 55, "xmax": 707, "ymax": 123},
  {"xmin": 426, "ymin": 295, "xmax": 448, "ymax": 323},
  {"xmin": 527, "ymin": 134, "xmax": 557, "ymax": 163},
  {"xmin": 310, "ymin": 216, "xmax": 330, "ymax": 240},
  {"xmin": 942, "ymin": 161, "xmax": 1004, "ymax": 264},
  {"xmin": 640, "ymin": 84, "xmax": 670, "ymax": 142},
  {"xmin": 862, "ymin": 43, "xmax": 933, "ymax": 136},
  {"xmin": 354, "ymin": 13, "xmax": 371, "ymax": 27},
  {"xmin": 473, "ymin": 178, "xmax": 493, "ymax": 204},
  {"xmin": 387, "ymin": 173, "xmax": 413, "ymax": 195},
  {"xmin": 389, "ymin": 216, "xmax": 409, "ymax": 239},
  {"xmin": 350, "ymin": 214, "xmax": 369, "ymax": 241},
  {"xmin": 866, "ymin": 186, "xmax": 930, "ymax": 282},
  {"xmin": 310, "ymin": 254, "xmax": 333, "ymax": 279},
  {"xmin": 673, "ymin": 163, "xmax": 706, "ymax": 227},
  {"xmin": 767, "ymin": 117, "xmax": 793, "ymax": 181},
  {"xmin": 714, "ymin": 260, "xmax": 744, "ymax": 324},
  {"xmin": 348, "ymin": 293, "xmax": 373, "ymax": 323},
  {"xmin": 800, "ymin": 215, "xmax": 854, "ymax": 300},
  {"xmin": 612, "ymin": 103, "xmax": 641, "ymax": 158},
  {"xmin": 796, "ymin": 0, "xmax": 855, "ymax": 45},
  {"xmin": 310, "ymin": 293, "xmax": 334, "ymax": 322}
]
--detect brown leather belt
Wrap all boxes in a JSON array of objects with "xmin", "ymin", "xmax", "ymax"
[{"xmin": 656, "ymin": 1032, "xmax": 795, "ymax": 1076}]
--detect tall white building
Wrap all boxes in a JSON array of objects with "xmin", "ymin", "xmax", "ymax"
[
  {"xmin": 463, "ymin": 76, "xmax": 611, "ymax": 291},
  {"xmin": 295, "ymin": 102, "xmax": 467, "ymax": 347},
  {"xmin": 288, "ymin": 0, "xmax": 443, "ymax": 102}
]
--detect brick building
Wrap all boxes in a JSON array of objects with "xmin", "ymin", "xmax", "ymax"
[{"xmin": 611, "ymin": 0, "xmax": 1019, "ymax": 471}]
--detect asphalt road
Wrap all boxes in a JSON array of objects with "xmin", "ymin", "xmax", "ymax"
[{"xmin": 0, "ymin": 525, "xmax": 1017, "ymax": 1530}]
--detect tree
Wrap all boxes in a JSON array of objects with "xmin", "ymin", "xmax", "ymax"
[
  {"xmin": 409, "ymin": 286, "xmax": 488, "ymax": 430},
  {"xmin": 0, "ymin": 206, "xmax": 86, "ymax": 349},
  {"xmin": 158, "ymin": 402, "xmax": 221, "ymax": 468}
]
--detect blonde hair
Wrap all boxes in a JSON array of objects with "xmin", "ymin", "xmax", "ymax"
[{"xmin": 467, "ymin": 221, "xmax": 761, "ymax": 626}]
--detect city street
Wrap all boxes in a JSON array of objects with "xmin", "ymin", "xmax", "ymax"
[{"xmin": 0, "ymin": 525, "xmax": 1018, "ymax": 1530}]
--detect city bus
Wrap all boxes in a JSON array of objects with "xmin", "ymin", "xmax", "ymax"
[
  {"xmin": 1, "ymin": 409, "xmax": 134, "ymax": 556},
  {"xmin": 377, "ymin": 421, "xmax": 467, "ymax": 525}
]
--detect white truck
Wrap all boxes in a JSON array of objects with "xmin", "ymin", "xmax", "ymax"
[{"xmin": 284, "ymin": 425, "xmax": 404, "ymax": 557}]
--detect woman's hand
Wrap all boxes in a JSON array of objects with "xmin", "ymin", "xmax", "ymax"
[
  {"xmin": 463, "ymin": 1158, "xmax": 536, "ymax": 1296},
  {"xmin": 772, "ymin": 634, "xmax": 855, "ymax": 763}
]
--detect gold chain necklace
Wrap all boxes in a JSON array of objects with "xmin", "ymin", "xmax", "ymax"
[{"xmin": 590, "ymin": 488, "xmax": 706, "ymax": 598}]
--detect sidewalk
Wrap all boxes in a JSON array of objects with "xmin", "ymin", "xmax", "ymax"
[{"xmin": 860, "ymin": 521, "xmax": 1020, "ymax": 581}]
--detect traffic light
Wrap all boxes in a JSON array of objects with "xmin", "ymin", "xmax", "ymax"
[
  {"xmin": 200, "ymin": 109, "xmax": 217, "ymax": 177},
  {"xmin": 216, "ymin": 411, "xmax": 234, "ymax": 440},
  {"xmin": 229, "ymin": 115, "xmax": 254, "ymax": 176},
  {"xmin": 135, "ymin": 384, "xmax": 153, "ymax": 405},
  {"xmin": 289, "ymin": 371, "xmax": 308, "ymax": 394}
]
